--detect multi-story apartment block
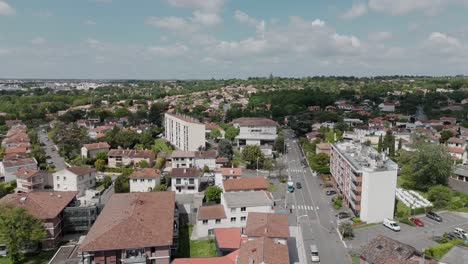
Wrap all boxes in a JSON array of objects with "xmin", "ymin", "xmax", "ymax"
[
  {"xmin": 15, "ymin": 168, "xmax": 44, "ymax": 193},
  {"xmin": 170, "ymin": 150, "xmax": 217, "ymax": 169},
  {"xmin": 164, "ymin": 113, "xmax": 205, "ymax": 151},
  {"xmin": 232, "ymin": 117, "xmax": 278, "ymax": 157},
  {"xmin": 107, "ymin": 149, "xmax": 155, "ymax": 168},
  {"xmin": 53, "ymin": 167, "xmax": 97, "ymax": 197},
  {"xmin": 330, "ymin": 141, "xmax": 398, "ymax": 223},
  {"xmin": 171, "ymin": 168, "xmax": 201, "ymax": 194}
]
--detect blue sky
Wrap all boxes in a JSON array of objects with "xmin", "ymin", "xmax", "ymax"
[{"xmin": 1, "ymin": 0, "xmax": 468, "ymax": 79}]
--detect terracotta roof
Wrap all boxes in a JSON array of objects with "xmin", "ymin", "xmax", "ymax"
[
  {"xmin": 194, "ymin": 151, "xmax": 217, "ymax": 159},
  {"xmin": 171, "ymin": 151, "xmax": 195, "ymax": 158},
  {"xmin": 129, "ymin": 168, "xmax": 161, "ymax": 179},
  {"xmin": 237, "ymin": 237, "xmax": 289, "ymax": 264},
  {"xmin": 440, "ymin": 117, "xmax": 457, "ymax": 121},
  {"xmin": 316, "ymin": 143, "xmax": 331, "ymax": 150},
  {"xmin": 223, "ymin": 177, "xmax": 268, "ymax": 192},
  {"xmin": 3, "ymin": 153, "xmax": 29, "ymax": 161},
  {"xmin": 205, "ymin": 123, "xmax": 220, "ymax": 130},
  {"xmin": 448, "ymin": 147, "xmax": 465, "ymax": 154},
  {"xmin": 82, "ymin": 142, "xmax": 110, "ymax": 151},
  {"xmin": 107, "ymin": 149, "xmax": 155, "ymax": 159},
  {"xmin": 0, "ymin": 191, "xmax": 77, "ymax": 219},
  {"xmin": 198, "ymin": 204, "xmax": 226, "ymax": 220},
  {"xmin": 5, "ymin": 147, "xmax": 28, "ymax": 154},
  {"xmin": 165, "ymin": 112, "xmax": 202, "ymax": 124},
  {"xmin": 172, "ymin": 250, "xmax": 239, "ymax": 264},
  {"xmin": 216, "ymin": 157, "xmax": 229, "ymax": 163},
  {"xmin": 2, "ymin": 158, "xmax": 37, "ymax": 168},
  {"xmin": 66, "ymin": 167, "xmax": 96, "ymax": 176},
  {"xmin": 231, "ymin": 117, "xmax": 279, "ymax": 127},
  {"xmin": 217, "ymin": 167, "xmax": 242, "ymax": 177},
  {"xmin": 214, "ymin": 228, "xmax": 242, "ymax": 249},
  {"xmin": 245, "ymin": 212, "xmax": 289, "ymax": 239},
  {"xmin": 171, "ymin": 167, "xmax": 201, "ymax": 178},
  {"xmin": 15, "ymin": 168, "xmax": 39, "ymax": 179},
  {"xmin": 447, "ymin": 137, "xmax": 464, "ymax": 144},
  {"xmin": 78, "ymin": 192, "xmax": 175, "ymax": 252},
  {"xmin": 360, "ymin": 235, "xmax": 417, "ymax": 264}
]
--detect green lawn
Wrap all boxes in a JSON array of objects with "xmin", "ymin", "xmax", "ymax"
[
  {"xmin": 176, "ymin": 225, "xmax": 217, "ymax": 258},
  {"xmin": 0, "ymin": 251, "xmax": 56, "ymax": 264}
]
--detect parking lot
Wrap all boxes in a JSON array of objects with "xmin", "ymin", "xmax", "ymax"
[{"xmin": 347, "ymin": 212, "xmax": 468, "ymax": 252}]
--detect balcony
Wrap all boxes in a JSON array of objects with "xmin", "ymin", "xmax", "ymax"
[
  {"xmin": 351, "ymin": 189, "xmax": 361, "ymax": 200},
  {"xmin": 351, "ymin": 196, "xmax": 361, "ymax": 206},
  {"xmin": 351, "ymin": 172, "xmax": 362, "ymax": 183},
  {"xmin": 19, "ymin": 179, "xmax": 43, "ymax": 187},
  {"xmin": 351, "ymin": 179, "xmax": 362, "ymax": 187},
  {"xmin": 122, "ymin": 256, "xmax": 146, "ymax": 264}
]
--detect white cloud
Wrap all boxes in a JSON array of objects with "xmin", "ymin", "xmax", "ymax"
[
  {"xmin": 191, "ymin": 11, "xmax": 221, "ymax": 26},
  {"xmin": 85, "ymin": 38, "xmax": 110, "ymax": 50},
  {"xmin": 368, "ymin": 0, "xmax": 447, "ymax": 15},
  {"xmin": 0, "ymin": 1, "xmax": 15, "ymax": 16},
  {"xmin": 212, "ymin": 38, "xmax": 269, "ymax": 58},
  {"xmin": 148, "ymin": 44, "xmax": 189, "ymax": 57},
  {"xmin": 311, "ymin": 19, "xmax": 325, "ymax": 27},
  {"xmin": 84, "ymin": 19, "xmax": 97, "ymax": 25},
  {"xmin": 332, "ymin": 33, "xmax": 361, "ymax": 49},
  {"xmin": 428, "ymin": 32, "xmax": 461, "ymax": 47},
  {"xmin": 368, "ymin": 31, "xmax": 393, "ymax": 41},
  {"xmin": 145, "ymin": 16, "xmax": 190, "ymax": 30},
  {"xmin": 31, "ymin": 37, "xmax": 47, "ymax": 45},
  {"xmin": 168, "ymin": 0, "xmax": 225, "ymax": 12},
  {"xmin": 342, "ymin": 3, "xmax": 367, "ymax": 19},
  {"xmin": 234, "ymin": 10, "xmax": 266, "ymax": 33}
]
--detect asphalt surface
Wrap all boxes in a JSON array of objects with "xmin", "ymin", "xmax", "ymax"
[
  {"xmin": 38, "ymin": 128, "xmax": 66, "ymax": 170},
  {"xmin": 283, "ymin": 130, "xmax": 350, "ymax": 264}
]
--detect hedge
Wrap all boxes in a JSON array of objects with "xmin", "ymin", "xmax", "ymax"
[{"xmin": 425, "ymin": 239, "xmax": 464, "ymax": 260}]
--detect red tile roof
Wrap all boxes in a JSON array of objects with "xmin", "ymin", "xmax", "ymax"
[
  {"xmin": 214, "ymin": 228, "xmax": 242, "ymax": 249},
  {"xmin": 223, "ymin": 177, "xmax": 268, "ymax": 192},
  {"xmin": 82, "ymin": 142, "xmax": 110, "ymax": 151},
  {"xmin": 198, "ymin": 204, "xmax": 226, "ymax": 220},
  {"xmin": 205, "ymin": 122, "xmax": 220, "ymax": 130},
  {"xmin": 172, "ymin": 249, "xmax": 239, "ymax": 264},
  {"xmin": 79, "ymin": 192, "xmax": 175, "ymax": 252},
  {"xmin": 171, "ymin": 167, "xmax": 201, "ymax": 178},
  {"xmin": 107, "ymin": 149, "xmax": 155, "ymax": 159},
  {"xmin": 129, "ymin": 168, "xmax": 161, "ymax": 179},
  {"xmin": 245, "ymin": 212, "xmax": 289, "ymax": 239},
  {"xmin": 5, "ymin": 147, "xmax": 28, "ymax": 154},
  {"xmin": 15, "ymin": 168, "xmax": 39, "ymax": 179},
  {"xmin": 231, "ymin": 117, "xmax": 279, "ymax": 127},
  {"xmin": 2, "ymin": 158, "xmax": 37, "ymax": 168},
  {"xmin": 316, "ymin": 143, "xmax": 331, "ymax": 150},
  {"xmin": 237, "ymin": 237, "xmax": 289, "ymax": 264},
  {"xmin": 217, "ymin": 167, "xmax": 242, "ymax": 177},
  {"xmin": 447, "ymin": 137, "xmax": 464, "ymax": 145},
  {"xmin": 448, "ymin": 147, "xmax": 465, "ymax": 154}
]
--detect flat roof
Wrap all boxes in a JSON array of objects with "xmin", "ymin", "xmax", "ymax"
[{"xmin": 223, "ymin": 191, "xmax": 272, "ymax": 208}]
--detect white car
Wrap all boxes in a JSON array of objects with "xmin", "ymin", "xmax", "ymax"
[
  {"xmin": 310, "ymin": 244, "xmax": 320, "ymax": 262},
  {"xmin": 454, "ymin": 228, "xmax": 468, "ymax": 237},
  {"xmin": 383, "ymin": 218, "xmax": 401, "ymax": 232}
]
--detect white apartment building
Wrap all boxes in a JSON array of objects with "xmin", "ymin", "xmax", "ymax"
[
  {"xmin": 330, "ymin": 141, "xmax": 398, "ymax": 223},
  {"xmin": 232, "ymin": 117, "xmax": 278, "ymax": 157},
  {"xmin": 164, "ymin": 113, "xmax": 206, "ymax": 151},
  {"xmin": 53, "ymin": 167, "xmax": 97, "ymax": 197},
  {"xmin": 170, "ymin": 150, "xmax": 217, "ymax": 169},
  {"xmin": 171, "ymin": 167, "xmax": 201, "ymax": 194},
  {"xmin": 129, "ymin": 168, "xmax": 161, "ymax": 192},
  {"xmin": 378, "ymin": 102, "xmax": 396, "ymax": 112},
  {"xmin": 15, "ymin": 168, "xmax": 44, "ymax": 193}
]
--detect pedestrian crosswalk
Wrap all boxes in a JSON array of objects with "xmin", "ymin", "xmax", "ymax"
[
  {"xmin": 291, "ymin": 205, "xmax": 315, "ymax": 211},
  {"xmin": 287, "ymin": 169, "xmax": 306, "ymax": 173}
]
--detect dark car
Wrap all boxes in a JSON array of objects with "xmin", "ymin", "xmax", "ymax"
[
  {"xmin": 426, "ymin": 211, "xmax": 443, "ymax": 222},
  {"xmin": 336, "ymin": 212, "xmax": 350, "ymax": 219},
  {"xmin": 46, "ymin": 156, "xmax": 51, "ymax": 159},
  {"xmin": 296, "ymin": 182, "xmax": 302, "ymax": 189},
  {"xmin": 325, "ymin": 190, "xmax": 337, "ymax": 196},
  {"xmin": 447, "ymin": 232, "xmax": 466, "ymax": 241}
]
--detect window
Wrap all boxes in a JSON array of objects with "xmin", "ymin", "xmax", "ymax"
[
  {"xmin": 56, "ymin": 184, "xmax": 60, "ymax": 188},
  {"xmin": 56, "ymin": 176, "xmax": 59, "ymax": 180},
  {"xmin": 140, "ymin": 179, "xmax": 145, "ymax": 182},
  {"xmin": 188, "ymin": 186, "xmax": 195, "ymax": 190},
  {"xmin": 241, "ymin": 207, "xmax": 246, "ymax": 212},
  {"xmin": 202, "ymin": 220, "xmax": 208, "ymax": 225},
  {"xmin": 231, "ymin": 208, "xmax": 236, "ymax": 213},
  {"xmin": 63, "ymin": 176, "xmax": 66, "ymax": 180},
  {"xmin": 215, "ymin": 219, "xmax": 221, "ymax": 224},
  {"xmin": 176, "ymin": 179, "xmax": 181, "ymax": 184},
  {"xmin": 189, "ymin": 178, "xmax": 195, "ymax": 184},
  {"xmin": 230, "ymin": 217, "xmax": 236, "ymax": 223},
  {"xmin": 133, "ymin": 179, "xmax": 137, "ymax": 183},
  {"xmin": 241, "ymin": 216, "xmax": 246, "ymax": 222},
  {"xmin": 208, "ymin": 229, "xmax": 214, "ymax": 236},
  {"xmin": 148, "ymin": 179, "xmax": 153, "ymax": 183}
]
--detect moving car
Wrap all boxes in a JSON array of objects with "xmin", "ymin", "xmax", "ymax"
[
  {"xmin": 383, "ymin": 218, "xmax": 401, "ymax": 232},
  {"xmin": 287, "ymin": 181, "xmax": 295, "ymax": 193},
  {"xmin": 409, "ymin": 217, "xmax": 424, "ymax": 227},
  {"xmin": 310, "ymin": 244, "xmax": 320, "ymax": 262},
  {"xmin": 296, "ymin": 182, "xmax": 302, "ymax": 189},
  {"xmin": 336, "ymin": 212, "xmax": 350, "ymax": 219},
  {"xmin": 426, "ymin": 211, "xmax": 443, "ymax": 222},
  {"xmin": 325, "ymin": 190, "xmax": 337, "ymax": 196}
]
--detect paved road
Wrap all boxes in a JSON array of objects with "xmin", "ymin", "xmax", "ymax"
[
  {"xmin": 283, "ymin": 130, "xmax": 350, "ymax": 264},
  {"xmin": 38, "ymin": 128, "xmax": 66, "ymax": 170}
]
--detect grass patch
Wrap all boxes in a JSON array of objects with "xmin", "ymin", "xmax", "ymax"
[
  {"xmin": 0, "ymin": 250, "xmax": 56, "ymax": 264},
  {"xmin": 268, "ymin": 183, "xmax": 278, "ymax": 192},
  {"xmin": 353, "ymin": 222, "xmax": 381, "ymax": 229},
  {"xmin": 176, "ymin": 225, "xmax": 216, "ymax": 258}
]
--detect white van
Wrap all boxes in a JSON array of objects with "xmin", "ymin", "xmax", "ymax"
[
  {"xmin": 310, "ymin": 244, "xmax": 320, "ymax": 262},
  {"xmin": 383, "ymin": 218, "xmax": 401, "ymax": 232}
]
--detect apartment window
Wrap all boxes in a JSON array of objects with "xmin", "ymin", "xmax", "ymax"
[
  {"xmin": 241, "ymin": 207, "xmax": 246, "ymax": 212},
  {"xmin": 215, "ymin": 219, "xmax": 221, "ymax": 224},
  {"xmin": 189, "ymin": 178, "xmax": 195, "ymax": 184},
  {"xmin": 63, "ymin": 176, "xmax": 66, "ymax": 180},
  {"xmin": 148, "ymin": 179, "xmax": 153, "ymax": 184},
  {"xmin": 56, "ymin": 176, "xmax": 59, "ymax": 180},
  {"xmin": 188, "ymin": 186, "xmax": 195, "ymax": 190},
  {"xmin": 230, "ymin": 217, "xmax": 236, "ymax": 223},
  {"xmin": 56, "ymin": 184, "xmax": 60, "ymax": 188},
  {"xmin": 241, "ymin": 216, "xmax": 246, "ymax": 222},
  {"xmin": 176, "ymin": 179, "xmax": 181, "ymax": 184},
  {"xmin": 140, "ymin": 179, "xmax": 145, "ymax": 183},
  {"xmin": 89, "ymin": 180, "xmax": 93, "ymax": 185},
  {"xmin": 133, "ymin": 179, "xmax": 137, "ymax": 183},
  {"xmin": 202, "ymin": 220, "xmax": 208, "ymax": 225},
  {"xmin": 208, "ymin": 229, "xmax": 214, "ymax": 236},
  {"xmin": 231, "ymin": 208, "xmax": 236, "ymax": 213}
]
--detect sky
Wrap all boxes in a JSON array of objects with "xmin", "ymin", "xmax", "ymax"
[{"xmin": 1, "ymin": 0, "xmax": 468, "ymax": 79}]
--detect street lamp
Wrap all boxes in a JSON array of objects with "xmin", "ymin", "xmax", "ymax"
[{"xmin": 256, "ymin": 156, "xmax": 260, "ymax": 177}]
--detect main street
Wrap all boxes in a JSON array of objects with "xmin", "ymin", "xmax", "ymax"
[{"xmin": 283, "ymin": 130, "xmax": 350, "ymax": 264}]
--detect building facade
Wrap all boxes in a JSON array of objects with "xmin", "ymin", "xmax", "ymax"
[
  {"xmin": 129, "ymin": 168, "xmax": 161, "ymax": 192},
  {"xmin": 170, "ymin": 168, "xmax": 200, "ymax": 194},
  {"xmin": 81, "ymin": 142, "xmax": 110, "ymax": 159},
  {"xmin": 107, "ymin": 149, "xmax": 155, "ymax": 168},
  {"xmin": 164, "ymin": 113, "xmax": 206, "ymax": 151},
  {"xmin": 53, "ymin": 167, "xmax": 97, "ymax": 197},
  {"xmin": 232, "ymin": 117, "xmax": 278, "ymax": 157},
  {"xmin": 170, "ymin": 151, "xmax": 217, "ymax": 170},
  {"xmin": 0, "ymin": 157, "xmax": 38, "ymax": 182},
  {"xmin": 15, "ymin": 168, "xmax": 44, "ymax": 193}
]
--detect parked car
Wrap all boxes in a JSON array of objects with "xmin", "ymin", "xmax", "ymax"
[
  {"xmin": 447, "ymin": 231, "xmax": 468, "ymax": 242},
  {"xmin": 454, "ymin": 228, "xmax": 468, "ymax": 237},
  {"xmin": 409, "ymin": 217, "xmax": 424, "ymax": 227},
  {"xmin": 383, "ymin": 218, "xmax": 401, "ymax": 232},
  {"xmin": 46, "ymin": 155, "xmax": 51, "ymax": 159},
  {"xmin": 426, "ymin": 211, "xmax": 442, "ymax": 222},
  {"xmin": 325, "ymin": 190, "xmax": 337, "ymax": 196},
  {"xmin": 310, "ymin": 244, "xmax": 320, "ymax": 262},
  {"xmin": 336, "ymin": 212, "xmax": 350, "ymax": 219},
  {"xmin": 296, "ymin": 182, "xmax": 302, "ymax": 189}
]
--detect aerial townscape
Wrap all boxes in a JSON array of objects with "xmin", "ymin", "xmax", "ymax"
[{"xmin": 1, "ymin": 1, "xmax": 468, "ymax": 264}]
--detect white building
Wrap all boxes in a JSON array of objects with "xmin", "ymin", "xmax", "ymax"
[
  {"xmin": 232, "ymin": 117, "xmax": 278, "ymax": 157},
  {"xmin": 0, "ymin": 157, "xmax": 38, "ymax": 182},
  {"xmin": 378, "ymin": 102, "xmax": 396, "ymax": 112},
  {"xmin": 164, "ymin": 113, "xmax": 206, "ymax": 151},
  {"xmin": 81, "ymin": 142, "xmax": 110, "ymax": 159},
  {"xmin": 129, "ymin": 168, "xmax": 161, "ymax": 192},
  {"xmin": 170, "ymin": 150, "xmax": 217, "ymax": 170},
  {"xmin": 53, "ymin": 167, "xmax": 97, "ymax": 197},
  {"xmin": 330, "ymin": 141, "xmax": 398, "ymax": 223},
  {"xmin": 171, "ymin": 167, "xmax": 201, "ymax": 194}
]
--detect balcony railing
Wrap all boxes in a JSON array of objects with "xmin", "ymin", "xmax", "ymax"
[
  {"xmin": 122, "ymin": 255, "xmax": 146, "ymax": 264},
  {"xmin": 19, "ymin": 179, "xmax": 43, "ymax": 186}
]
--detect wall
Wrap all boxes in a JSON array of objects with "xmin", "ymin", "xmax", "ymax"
[
  {"xmin": 130, "ymin": 177, "xmax": 160, "ymax": 192},
  {"xmin": 171, "ymin": 177, "xmax": 199, "ymax": 194},
  {"xmin": 361, "ymin": 169, "xmax": 397, "ymax": 223}
]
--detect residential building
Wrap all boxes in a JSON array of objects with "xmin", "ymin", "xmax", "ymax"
[
  {"xmin": 78, "ymin": 192, "xmax": 178, "ymax": 264},
  {"xmin": 15, "ymin": 168, "xmax": 44, "ymax": 193},
  {"xmin": 447, "ymin": 137, "xmax": 466, "ymax": 149},
  {"xmin": 129, "ymin": 168, "xmax": 161, "ymax": 192},
  {"xmin": 378, "ymin": 102, "xmax": 396, "ymax": 112},
  {"xmin": 88, "ymin": 125, "xmax": 114, "ymax": 140},
  {"xmin": 330, "ymin": 141, "xmax": 398, "ymax": 223},
  {"xmin": 214, "ymin": 167, "xmax": 243, "ymax": 187},
  {"xmin": 107, "ymin": 149, "xmax": 155, "ymax": 168},
  {"xmin": 171, "ymin": 168, "xmax": 201, "ymax": 194},
  {"xmin": 213, "ymin": 228, "xmax": 243, "ymax": 255},
  {"xmin": 172, "ymin": 250, "xmax": 239, "ymax": 264},
  {"xmin": 196, "ymin": 204, "xmax": 227, "ymax": 237},
  {"xmin": 53, "ymin": 167, "xmax": 97, "ymax": 197},
  {"xmin": 232, "ymin": 117, "xmax": 278, "ymax": 156},
  {"xmin": 245, "ymin": 212, "xmax": 289, "ymax": 244},
  {"xmin": 0, "ymin": 157, "xmax": 38, "ymax": 182},
  {"xmin": 453, "ymin": 165, "xmax": 468, "ymax": 183},
  {"xmin": 316, "ymin": 143, "xmax": 331, "ymax": 156},
  {"xmin": 164, "ymin": 112, "xmax": 206, "ymax": 151},
  {"xmin": 0, "ymin": 191, "xmax": 78, "ymax": 250},
  {"xmin": 237, "ymin": 237, "xmax": 289, "ymax": 264},
  {"xmin": 448, "ymin": 147, "xmax": 466, "ymax": 163},
  {"xmin": 81, "ymin": 142, "xmax": 110, "ymax": 159},
  {"xmin": 222, "ymin": 177, "xmax": 268, "ymax": 192},
  {"xmin": 170, "ymin": 150, "xmax": 217, "ymax": 169}
]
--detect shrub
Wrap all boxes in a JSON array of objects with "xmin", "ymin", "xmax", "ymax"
[
  {"xmin": 352, "ymin": 217, "xmax": 361, "ymax": 223},
  {"xmin": 333, "ymin": 203, "xmax": 342, "ymax": 210},
  {"xmin": 399, "ymin": 218, "xmax": 416, "ymax": 227},
  {"xmin": 425, "ymin": 239, "xmax": 463, "ymax": 260}
]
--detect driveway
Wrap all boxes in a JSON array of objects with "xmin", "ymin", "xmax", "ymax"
[{"xmin": 38, "ymin": 129, "xmax": 67, "ymax": 170}]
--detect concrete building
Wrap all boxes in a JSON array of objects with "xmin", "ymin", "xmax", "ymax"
[
  {"xmin": 129, "ymin": 168, "xmax": 161, "ymax": 192},
  {"xmin": 164, "ymin": 113, "xmax": 206, "ymax": 151},
  {"xmin": 53, "ymin": 167, "xmax": 97, "ymax": 197},
  {"xmin": 171, "ymin": 168, "xmax": 201, "ymax": 194},
  {"xmin": 81, "ymin": 142, "xmax": 110, "ymax": 159},
  {"xmin": 15, "ymin": 168, "xmax": 44, "ymax": 193},
  {"xmin": 0, "ymin": 157, "xmax": 38, "ymax": 182},
  {"xmin": 107, "ymin": 149, "xmax": 155, "ymax": 168},
  {"xmin": 378, "ymin": 102, "xmax": 396, "ymax": 112},
  {"xmin": 231, "ymin": 117, "xmax": 278, "ymax": 157},
  {"xmin": 78, "ymin": 192, "xmax": 178, "ymax": 264},
  {"xmin": 316, "ymin": 143, "xmax": 331, "ymax": 156},
  {"xmin": 170, "ymin": 150, "xmax": 217, "ymax": 169},
  {"xmin": 330, "ymin": 141, "xmax": 398, "ymax": 223}
]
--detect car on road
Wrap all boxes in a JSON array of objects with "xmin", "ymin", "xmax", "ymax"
[
  {"xmin": 409, "ymin": 217, "xmax": 424, "ymax": 227},
  {"xmin": 287, "ymin": 181, "xmax": 294, "ymax": 193},
  {"xmin": 46, "ymin": 156, "xmax": 51, "ymax": 159},
  {"xmin": 296, "ymin": 182, "xmax": 302, "ymax": 189},
  {"xmin": 310, "ymin": 244, "xmax": 320, "ymax": 262},
  {"xmin": 325, "ymin": 190, "xmax": 337, "ymax": 196},
  {"xmin": 46, "ymin": 159, "xmax": 53, "ymax": 165},
  {"xmin": 383, "ymin": 218, "xmax": 401, "ymax": 232},
  {"xmin": 426, "ymin": 211, "xmax": 443, "ymax": 222},
  {"xmin": 336, "ymin": 212, "xmax": 350, "ymax": 219}
]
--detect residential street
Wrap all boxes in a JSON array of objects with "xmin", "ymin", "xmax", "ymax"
[
  {"xmin": 283, "ymin": 130, "xmax": 350, "ymax": 264},
  {"xmin": 38, "ymin": 127, "xmax": 67, "ymax": 170}
]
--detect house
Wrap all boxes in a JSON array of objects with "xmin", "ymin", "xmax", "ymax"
[
  {"xmin": 213, "ymin": 228, "xmax": 243, "ymax": 255},
  {"xmin": 205, "ymin": 123, "xmax": 225, "ymax": 139},
  {"xmin": 129, "ymin": 168, "xmax": 161, "ymax": 192},
  {"xmin": 447, "ymin": 137, "xmax": 465, "ymax": 149},
  {"xmin": 164, "ymin": 112, "xmax": 206, "ymax": 151},
  {"xmin": 232, "ymin": 117, "xmax": 278, "ymax": 157},
  {"xmin": 245, "ymin": 212, "xmax": 289, "ymax": 243},
  {"xmin": 222, "ymin": 177, "xmax": 268, "ymax": 192},
  {"xmin": 78, "ymin": 192, "xmax": 177, "ymax": 264},
  {"xmin": 378, "ymin": 102, "xmax": 396, "ymax": 112},
  {"xmin": 171, "ymin": 250, "xmax": 239, "ymax": 264},
  {"xmin": 316, "ymin": 143, "xmax": 331, "ymax": 156},
  {"xmin": 0, "ymin": 191, "xmax": 78, "ymax": 250},
  {"xmin": 196, "ymin": 204, "xmax": 227, "ymax": 237},
  {"xmin": 0, "ymin": 157, "xmax": 38, "ymax": 182},
  {"xmin": 88, "ymin": 125, "xmax": 114, "ymax": 140},
  {"xmin": 237, "ymin": 237, "xmax": 289, "ymax": 264},
  {"xmin": 308, "ymin": 105, "xmax": 320, "ymax": 111},
  {"xmin": 447, "ymin": 147, "xmax": 466, "ymax": 163},
  {"xmin": 214, "ymin": 167, "xmax": 243, "ymax": 187},
  {"xmin": 170, "ymin": 151, "xmax": 217, "ymax": 170},
  {"xmin": 107, "ymin": 149, "xmax": 155, "ymax": 168},
  {"xmin": 81, "ymin": 142, "xmax": 110, "ymax": 159},
  {"xmin": 453, "ymin": 165, "xmax": 468, "ymax": 183},
  {"xmin": 305, "ymin": 131, "xmax": 320, "ymax": 143},
  {"xmin": 15, "ymin": 168, "xmax": 44, "ymax": 193},
  {"xmin": 53, "ymin": 167, "xmax": 97, "ymax": 197},
  {"xmin": 440, "ymin": 117, "xmax": 457, "ymax": 125},
  {"xmin": 171, "ymin": 168, "xmax": 201, "ymax": 194}
]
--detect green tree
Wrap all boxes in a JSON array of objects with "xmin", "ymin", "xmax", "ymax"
[
  {"xmin": 241, "ymin": 145, "xmax": 265, "ymax": 169},
  {"xmin": 148, "ymin": 103, "xmax": 168, "ymax": 127},
  {"xmin": 114, "ymin": 174, "xmax": 130, "ymax": 193},
  {"xmin": 338, "ymin": 222, "xmax": 354, "ymax": 239},
  {"xmin": 439, "ymin": 130, "xmax": 454, "ymax": 144},
  {"xmin": 94, "ymin": 159, "xmax": 106, "ymax": 171},
  {"xmin": 0, "ymin": 205, "xmax": 46, "ymax": 264},
  {"xmin": 224, "ymin": 126, "xmax": 240, "ymax": 141},
  {"xmin": 209, "ymin": 128, "xmax": 222, "ymax": 140},
  {"xmin": 274, "ymin": 133, "xmax": 285, "ymax": 154},
  {"xmin": 427, "ymin": 185, "xmax": 452, "ymax": 208},
  {"xmin": 153, "ymin": 184, "xmax": 167, "ymax": 192},
  {"xmin": 102, "ymin": 175, "xmax": 112, "ymax": 189},
  {"xmin": 377, "ymin": 135, "xmax": 383, "ymax": 152},
  {"xmin": 95, "ymin": 151, "xmax": 108, "ymax": 161},
  {"xmin": 205, "ymin": 186, "xmax": 223, "ymax": 203},
  {"xmin": 138, "ymin": 160, "xmax": 149, "ymax": 168},
  {"xmin": 155, "ymin": 157, "xmax": 165, "ymax": 169},
  {"xmin": 203, "ymin": 165, "xmax": 211, "ymax": 173},
  {"xmin": 218, "ymin": 139, "xmax": 233, "ymax": 159},
  {"xmin": 398, "ymin": 138, "xmax": 402, "ymax": 150}
]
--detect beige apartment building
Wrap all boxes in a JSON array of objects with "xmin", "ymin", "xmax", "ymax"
[{"xmin": 164, "ymin": 113, "xmax": 205, "ymax": 151}]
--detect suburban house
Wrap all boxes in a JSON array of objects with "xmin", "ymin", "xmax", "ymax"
[
  {"xmin": 213, "ymin": 228, "xmax": 243, "ymax": 255},
  {"xmin": 447, "ymin": 147, "xmax": 466, "ymax": 163},
  {"xmin": 15, "ymin": 168, "xmax": 45, "ymax": 193},
  {"xmin": 214, "ymin": 167, "xmax": 243, "ymax": 187},
  {"xmin": 231, "ymin": 117, "xmax": 278, "ymax": 157},
  {"xmin": 129, "ymin": 168, "xmax": 161, "ymax": 192},
  {"xmin": 244, "ymin": 212, "xmax": 289, "ymax": 244},
  {"xmin": 107, "ymin": 149, "xmax": 155, "ymax": 168},
  {"xmin": 0, "ymin": 191, "xmax": 78, "ymax": 250},
  {"xmin": 222, "ymin": 177, "xmax": 268, "ymax": 192},
  {"xmin": 164, "ymin": 112, "xmax": 206, "ymax": 151},
  {"xmin": 77, "ymin": 192, "xmax": 178, "ymax": 264},
  {"xmin": 88, "ymin": 125, "xmax": 114, "ymax": 140},
  {"xmin": 195, "ymin": 204, "xmax": 227, "ymax": 237},
  {"xmin": 0, "ymin": 157, "xmax": 38, "ymax": 182},
  {"xmin": 171, "ymin": 167, "xmax": 201, "ymax": 194},
  {"xmin": 237, "ymin": 237, "xmax": 289, "ymax": 264},
  {"xmin": 81, "ymin": 142, "xmax": 110, "ymax": 159},
  {"xmin": 447, "ymin": 137, "xmax": 466, "ymax": 149},
  {"xmin": 170, "ymin": 150, "xmax": 217, "ymax": 170},
  {"xmin": 378, "ymin": 102, "xmax": 396, "ymax": 112},
  {"xmin": 53, "ymin": 167, "xmax": 97, "ymax": 197},
  {"xmin": 316, "ymin": 143, "xmax": 331, "ymax": 156}
]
